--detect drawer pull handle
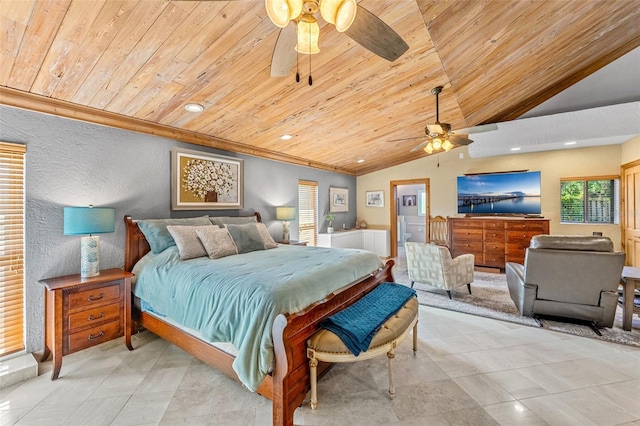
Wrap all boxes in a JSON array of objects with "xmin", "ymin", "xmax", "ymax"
[
  {"xmin": 88, "ymin": 331, "xmax": 105, "ymax": 341},
  {"xmin": 87, "ymin": 293, "xmax": 104, "ymax": 302},
  {"xmin": 88, "ymin": 312, "xmax": 104, "ymax": 321}
]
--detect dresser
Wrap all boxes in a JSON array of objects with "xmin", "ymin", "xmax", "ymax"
[
  {"xmin": 40, "ymin": 268, "xmax": 133, "ymax": 379},
  {"xmin": 448, "ymin": 217, "xmax": 550, "ymax": 269}
]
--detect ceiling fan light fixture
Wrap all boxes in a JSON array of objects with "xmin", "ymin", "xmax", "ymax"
[
  {"xmin": 424, "ymin": 142, "xmax": 434, "ymax": 154},
  {"xmin": 295, "ymin": 19, "xmax": 320, "ymax": 54},
  {"xmin": 442, "ymin": 139, "xmax": 453, "ymax": 151},
  {"xmin": 432, "ymin": 138, "xmax": 442, "ymax": 150},
  {"xmin": 320, "ymin": 0, "xmax": 357, "ymax": 32},
  {"xmin": 266, "ymin": 0, "xmax": 303, "ymax": 28}
]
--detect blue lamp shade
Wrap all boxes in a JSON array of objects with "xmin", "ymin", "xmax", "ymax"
[
  {"xmin": 64, "ymin": 207, "xmax": 115, "ymax": 235},
  {"xmin": 64, "ymin": 207, "xmax": 115, "ymax": 278}
]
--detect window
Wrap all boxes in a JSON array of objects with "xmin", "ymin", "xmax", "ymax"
[
  {"xmin": 298, "ymin": 180, "xmax": 318, "ymax": 246},
  {"xmin": 560, "ymin": 176, "xmax": 619, "ymax": 224},
  {"xmin": 0, "ymin": 142, "xmax": 26, "ymax": 357}
]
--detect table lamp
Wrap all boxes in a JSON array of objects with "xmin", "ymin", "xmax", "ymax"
[
  {"xmin": 276, "ymin": 206, "xmax": 296, "ymax": 243},
  {"xmin": 64, "ymin": 206, "xmax": 115, "ymax": 278}
]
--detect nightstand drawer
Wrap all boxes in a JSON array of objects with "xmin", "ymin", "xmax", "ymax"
[
  {"xmin": 68, "ymin": 283, "xmax": 120, "ymax": 310},
  {"xmin": 67, "ymin": 320, "xmax": 121, "ymax": 353},
  {"xmin": 68, "ymin": 302, "xmax": 121, "ymax": 332}
]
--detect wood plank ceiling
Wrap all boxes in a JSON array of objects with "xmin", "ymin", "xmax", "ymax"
[{"xmin": 1, "ymin": 0, "xmax": 639, "ymax": 175}]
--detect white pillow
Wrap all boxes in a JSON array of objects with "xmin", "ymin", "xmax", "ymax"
[
  {"xmin": 166, "ymin": 225, "xmax": 218, "ymax": 260},
  {"xmin": 196, "ymin": 227, "xmax": 238, "ymax": 259},
  {"xmin": 256, "ymin": 222, "xmax": 278, "ymax": 249}
]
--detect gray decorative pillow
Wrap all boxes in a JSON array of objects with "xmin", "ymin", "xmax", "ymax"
[
  {"xmin": 196, "ymin": 227, "xmax": 238, "ymax": 259},
  {"xmin": 256, "ymin": 222, "xmax": 278, "ymax": 249},
  {"xmin": 138, "ymin": 216, "xmax": 211, "ymax": 254},
  {"xmin": 210, "ymin": 215, "xmax": 257, "ymax": 227},
  {"xmin": 226, "ymin": 223, "xmax": 267, "ymax": 254},
  {"xmin": 166, "ymin": 225, "xmax": 218, "ymax": 260}
]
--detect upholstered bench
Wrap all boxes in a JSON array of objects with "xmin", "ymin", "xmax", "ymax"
[{"xmin": 306, "ymin": 296, "xmax": 419, "ymax": 410}]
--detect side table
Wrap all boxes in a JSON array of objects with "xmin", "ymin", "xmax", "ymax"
[
  {"xmin": 621, "ymin": 266, "xmax": 640, "ymax": 331},
  {"xmin": 40, "ymin": 268, "xmax": 133, "ymax": 379}
]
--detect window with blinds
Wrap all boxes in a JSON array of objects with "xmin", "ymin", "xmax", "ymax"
[
  {"xmin": 298, "ymin": 180, "xmax": 318, "ymax": 246},
  {"xmin": 0, "ymin": 142, "xmax": 26, "ymax": 357},
  {"xmin": 560, "ymin": 176, "xmax": 619, "ymax": 224}
]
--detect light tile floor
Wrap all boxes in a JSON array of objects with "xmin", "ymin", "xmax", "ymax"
[{"xmin": 2, "ymin": 254, "xmax": 639, "ymax": 425}]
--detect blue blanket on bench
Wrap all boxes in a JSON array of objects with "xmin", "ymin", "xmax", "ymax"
[{"xmin": 320, "ymin": 282, "xmax": 416, "ymax": 356}]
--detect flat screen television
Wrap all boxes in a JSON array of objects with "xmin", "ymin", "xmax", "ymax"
[{"xmin": 457, "ymin": 171, "xmax": 541, "ymax": 215}]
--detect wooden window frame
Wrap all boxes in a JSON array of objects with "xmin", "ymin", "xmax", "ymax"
[{"xmin": 298, "ymin": 180, "xmax": 318, "ymax": 246}]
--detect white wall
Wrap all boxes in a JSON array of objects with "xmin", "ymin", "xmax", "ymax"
[{"xmin": 357, "ymin": 142, "xmax": 635, "ymax": 250}]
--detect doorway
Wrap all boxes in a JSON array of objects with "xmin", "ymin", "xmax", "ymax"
[{"xmin": 389, "ymin": 179, "xmax": 430, "ymax": 260}]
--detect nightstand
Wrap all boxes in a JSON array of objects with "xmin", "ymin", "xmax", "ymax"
[
  {"xmin": 39, "ymin": 268, "xmax": 133, "ymax": 379},
  {"xmin": 280, "ymin": 240, "xmax": 308, "ymax": 246}
]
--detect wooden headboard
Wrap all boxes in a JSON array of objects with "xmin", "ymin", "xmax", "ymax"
[{"xmin": 123, "ymin": 212, "xmax": 262, "ymax": 272}]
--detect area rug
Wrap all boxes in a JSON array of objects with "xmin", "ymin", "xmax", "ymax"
[{"xmin": 394, "ymin": 270, "xmax": 640, "ymax": 348}]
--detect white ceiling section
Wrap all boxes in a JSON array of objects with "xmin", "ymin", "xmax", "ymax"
[{"xmin": 468, "ymin": 47, "xmax": 640, "ymax": 158}]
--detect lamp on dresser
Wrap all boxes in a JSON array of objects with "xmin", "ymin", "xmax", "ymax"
[
  {"xmin": 276, "ymin": 206, "xmax": 296, "ymax": 243},
  {"xmin": 63, "ymin": 205, "xmax": 115, "ymax": 278}
]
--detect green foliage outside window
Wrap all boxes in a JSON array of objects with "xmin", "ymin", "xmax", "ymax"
[{"xmin": 560, "ymin": 179, "xmax": 617, "ymax": 223}]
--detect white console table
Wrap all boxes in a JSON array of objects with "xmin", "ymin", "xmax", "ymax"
[{"xmin": 317, "ymin": 229, "xmax": 390, "ymax": 257}]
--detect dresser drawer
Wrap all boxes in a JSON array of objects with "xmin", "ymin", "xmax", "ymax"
[
  {"xmin": 505, "ymin": 221, "xmax": 546, "ymax": 232},
  {"xmin": 66, "ymin": 320, "xmax": 122, "ymax": 354},
  {"xmin": 68, "ymin": 302, "xmax": 121, "ymax": 332},
  {"xmin": 68, "ymin": 283, "xmax": 120, "ymax": 310},
  {"xmin": 506, "ymin": 230, "xmax": 542, "ymax": 243},
  {"xmin": 483, "ymin": 220, "xmax": 504, "ymax": 230},
  {"xmin": 484, "ymin": 241, "xmax": 505, "ymax": 253},
  {"xmin": 483, "ymin": 253, "xmax": 505, "ymax": 267},
  {"xmin": 452, "ymin": 228, "xmax": 483, "ymax": 239},
  {"xmin": 483, "ymin": 229, "xmax": 504, "ymax": 242},
  {"xmin": 451, "ymin": 220, "xmax": 483, "ymax": 229}
]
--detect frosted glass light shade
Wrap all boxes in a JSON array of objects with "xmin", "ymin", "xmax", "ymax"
[
  {"xmin": 320, "ymin": 0, "xmax": 357, "ymax": 32},
  {"xmin": 295, "ymin": 20, "xmax": 320, "ymax": 54},
  {"xmin": 424, "ymin": 142, "xmax": 434, "ymax": 154},
  {"xmin": 276, "ymin": 206, "xmax": 296, "ymax": 220},
  {"xmin": 265, "ymin": 0, "xmax": 303, "ymax": 27},
  {"xmin": 442, "ymin": 139, "xmax": 454, "ymax": 151}
]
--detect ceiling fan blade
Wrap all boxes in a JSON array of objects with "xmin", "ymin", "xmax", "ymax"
[
  {"xmin": 270, "ymin": 25, "xmax": 297, "ymax": 77},
  {"xmin": 449, "ymin": 134, "xmax": 474, "ymax": 145},
  {"xmin": 409, "ymin": 140, "xmax": 429, "ymax": 152},
  {"xmin": 344, "ymin": 5, "xmax": 409, "ymax": 62},
  {"xmin": 386, "ymin": 136, "xmax": 423, "ymax": 143},
  {"xmin": 454, "ymin": 123, "xmax": 498, "ymax": 134}
]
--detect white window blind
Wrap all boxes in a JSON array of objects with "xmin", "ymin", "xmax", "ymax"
[
  {"xmin": 298, "ymin": 180, "xmax": 318, "ymax": 246},
  {"xmin": 0, "ymin": 142, "xmax": 26, "ymax": 357}
]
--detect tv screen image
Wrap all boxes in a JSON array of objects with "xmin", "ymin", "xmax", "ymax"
[{"xmin": 457, "ymin": 171, "xmax": 541, "ymax": 215}]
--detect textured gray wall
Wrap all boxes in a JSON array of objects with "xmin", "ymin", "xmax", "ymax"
[{"xmin": 0, "ymin": 105, "xmax": 356, "ymax": 353}]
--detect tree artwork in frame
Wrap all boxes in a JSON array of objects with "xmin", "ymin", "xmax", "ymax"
[
  {"xmin": 329, "ymin": 187, "xmax": 349, "ymax": 213},
  {"xmin": 171, "ymin": 148, "xmax": 244, "ymax": 210},
  {"xmin": 366, "ymin": 190, "xmax": 384, "ymax": 207}
]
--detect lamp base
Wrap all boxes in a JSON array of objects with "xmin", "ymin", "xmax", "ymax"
[
  {"xmin": 80, "ymin": 235, "xmax": 100, "ymax": 278},
  {"xmin": 282, "ymin": 221, "xmax": 290, "ymax": 243}
]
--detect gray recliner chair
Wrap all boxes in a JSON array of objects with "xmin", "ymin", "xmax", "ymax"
[{"xmin": 506, "ymin": 235, "xmax": 625, "ymax": 332}]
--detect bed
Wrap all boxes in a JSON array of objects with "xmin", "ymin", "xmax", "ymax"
[{"xmin": 123, "ymin": 213, "xmax": 394, "ymax": 426}]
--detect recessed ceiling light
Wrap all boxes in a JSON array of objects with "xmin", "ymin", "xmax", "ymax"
[
  {"xmin": 564, "ymin": 141, "xmax": 577, "ymax": 145},
  {"xmin": 280, "ymin": 134, "xmax": 293, "ymax": 140},
  {"xmin": 510, "ymin": 147, "xmax": 521, "ymax": 151},
  {"xmin": 184, "ymin": 103, "xmax": 204, "ymax": 113},
  {"xmin": 357, "ymin": 159, "xmax": 365, "ymax": 163}
]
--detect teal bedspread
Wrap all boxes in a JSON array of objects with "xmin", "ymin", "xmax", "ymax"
[{"xmin": 132, "ymin": 245, "xmax": 384, "ymax": 391}]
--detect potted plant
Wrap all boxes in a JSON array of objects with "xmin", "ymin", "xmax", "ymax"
[{"xmin": 325, "ymin": 214, "xmax": 335, "ymax": 233}]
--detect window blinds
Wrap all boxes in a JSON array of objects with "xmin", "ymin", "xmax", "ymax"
[
  {"xmin": 298, "ymin": 180, "xmax": 318, "ymax": 246},
  {"xmin": 0, "ymin": 142, "xmax": 26, "ymax": 357}
]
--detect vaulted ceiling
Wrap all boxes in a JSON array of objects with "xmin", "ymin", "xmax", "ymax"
[{"xmin": 1, "ymin": 0, "xmax": 639, "ymax": 175}]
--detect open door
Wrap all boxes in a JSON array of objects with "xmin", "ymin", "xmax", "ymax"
[
  {"xmin": 622, "ymin": 160, "xmax": 640, "ymax": 267},
  {"xmin": 389, "ymin": 179, "xmax": 430, "ymax": 259}
]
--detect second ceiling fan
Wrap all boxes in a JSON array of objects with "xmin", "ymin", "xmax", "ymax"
[{"xmin": 390, "ymin": 86, "xmax": 498, "ymax": 155}]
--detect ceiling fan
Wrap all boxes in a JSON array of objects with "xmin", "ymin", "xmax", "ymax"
[
  {"xmin": 389, "ymin": 86, "xmax": 498, "ymax": 155},
  {"xmin": 199, "ymin": 0, "xmax": 409, "ymax": 77}
]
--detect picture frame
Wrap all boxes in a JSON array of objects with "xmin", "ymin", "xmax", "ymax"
[
  {"xmin": 365, "ymin": 190, "xmax": 384, "ymax": 207},
  {"xmin": 402, "ymin": 194, "xmax": 417, "ymax": 206},
  {"xmin": 329, "ymin": 187, "xmax": 349, "ymax": 212},
  {"xmin": 171, "ymin": 148, "xmax": 244, "ymax": 210}
]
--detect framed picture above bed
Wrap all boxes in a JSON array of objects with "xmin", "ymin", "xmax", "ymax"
[
  {"xmin": 329, "ymin": 187, "xmax": 349, "ymax": 212},
  {"xmin": 171, "ymin": 148, "xmax": 244, "ymax": 210}
]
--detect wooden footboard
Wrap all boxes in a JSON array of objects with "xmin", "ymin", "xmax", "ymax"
[{"xmin": 123, "ymin": 215, "xmax": 394, "ymax": 426}]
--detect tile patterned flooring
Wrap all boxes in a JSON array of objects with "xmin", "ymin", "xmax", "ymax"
[{"xmin": 2, "ymin": 255, "xmax": 640, "ymax": 425}]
